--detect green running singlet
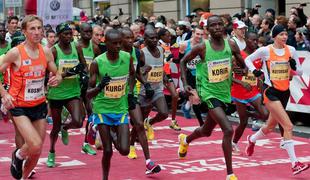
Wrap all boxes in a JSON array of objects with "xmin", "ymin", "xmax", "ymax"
[
  {"xmin": 48, "ymin": 42, "xmax": 81, "ymax": 100},
  {"xmin": 196, "ymin": 39, "xmax": 233, "ymax": 104},
  {"xmin": 92, "ymin": 50, "xmax": 131, "ymax": 114}
]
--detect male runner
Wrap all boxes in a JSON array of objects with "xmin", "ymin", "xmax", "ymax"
[
  {"xmin": 86, "ymin": 29, "xmax": 135, "ymax": 180},
  {"xmin": 46, "ymin": 23, "xmax": 87, "ymax": 167},
  {"xmin": 245, "ymin": 24, "xmax": 309, "ymax": 175},
  {"xmin": 121, "ymin": 27, "xmax": 161, "ymax": 174},
  {"xmin": 178, "ymin": 15, "xmax": 246, "ymax": 180},
  {"xmin": 158, "ymin": 28, "xmax": 181, "ymax": 131},
  {"xmin": 77, "ymin": 22, "xmax": 101, "ymax": 155},
  {"xmin": 231, "ymin": 32, "xmax": 268, "ymax": 155},
  {"xmin": 179, "ymin": 26, "xmax": 205, "ymax": 125},
  {"xmin": 139, "ymin": 28, "xmax": 169, "ymax": 141},
  {"xmin": 0, "ymin": 15, "xmax": 61, "ymax": 179},
  {"xmin": 0, "ymin": 23, "xmax": 11, "ymax": 56},
  {"xmin": 45, "ymin": 29, "xmax": 56, "ymax": 48},
  {"xmin": 5, "ymin": 16, "xmax": 18, "ymax": 43}
]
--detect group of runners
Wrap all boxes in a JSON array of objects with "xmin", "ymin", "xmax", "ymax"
[{"xmin": 0, "ymin": 13, "xmax": 309, "ymax": 180}]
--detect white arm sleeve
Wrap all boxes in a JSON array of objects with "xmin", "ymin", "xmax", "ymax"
[{"xmin": 245, "ymin": 47, "xmax": 268, "ymax": 72}]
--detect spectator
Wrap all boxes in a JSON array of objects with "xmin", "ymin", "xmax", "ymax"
[
  {"xmin": 295, "ymin": 28, "xmax": 308, "ymax": 51},
  {"xmin": 80, "ymin": 11, "xmax": 88, "ymax": 23},
  {"xmin": 265, "ymin": 8, "xmax": 275, "ymax": 19},
  {"xmin": 259, "ymin": 17, "xmax": 274, "ymax": 45},
  {"xmin": 248, "ymin": 14, "xmax": 261, "ymax": 33},
  {"xmin": 5, "ymin": 16, "xmax": 19, "ymax": 43},
  {"xmin": 46, "ymin": 29, "xmax": 56, "ymax": 48},
  {"xmin": 287, "ymin": 16, "xmax": 301, "ymax": 47},
  {"xmin": 275, "ymin": 15, "xmax": 288, "ymax": 28},
  {"xmin": 220, "ymin": 14, "xmax": 233, "ymax": 37}
]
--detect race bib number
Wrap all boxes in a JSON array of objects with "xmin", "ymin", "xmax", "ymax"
[
  {"xmin": 84, "ymin": 56, "xmax": 93, "ymax": 70},
  {"xmin": 147, "ymin": 65, "xmax": 163, "ymax": 83},
  {"xmin": 59, "ymin": 59, "xmax": 79, "ymax": 79},
  {"xmin": 208, "ymin": 58, "xmax": 230, "ymax": 83},
  {"xmin": 104, "ymin": 75, "xmax": 128, "ymax": 99},
  {"xmin": 242, "ymin": 71, "xmax": 257, "ymax": 86},
  {"xmin": 24, "ymin": 77, "xmax": 45, "ymax": 101},
  {"xmin": 186, "ymin": 56, "xmax": 201, "ymax": 70},
  {"xmin": 270, "ymin": 61, "xmax": 289, "ymax": 81}
]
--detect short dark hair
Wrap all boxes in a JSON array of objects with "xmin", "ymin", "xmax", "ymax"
[
  {"xmin": 207, "ymin": 15, "xmax": 222, "ymax": 28},
  {"xmin": 105, "ymin": 29, "xmax": 121, "ymax": 41},
  {"xmin": 263, "ymin": 17, "xmax": 275, "ymax": 30},
  {"xmin": 7, "ymin": 16, "xmax": 19, "ymax": 24},
  {"xmin": 158, "ymin": 28, "xmax": 169, "ymax": 38},
  {"xmin": 46, "ymin": 29, "xmax": 55, "ymax": 37}
]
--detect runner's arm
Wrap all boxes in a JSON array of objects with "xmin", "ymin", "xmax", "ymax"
[
  {"xmin": 44, "ymin": 46, "xmax": 62, "ymax": 87},
  {"xmin": 0, "ymin": 48, "xmax": 18, "ymax": 106},
  {"xmin": 76, "ymin": 45, "xmax": 88, "ymax": 72},
  {"xmin": 180, "ymin": 42, "xmax": 205, "ymax": 89},
  {"xmin": 136, "ymin": 50, "xmax": 149, "ymax": 85},
  {"xmin": 86, "ymin": 60, "xmax": 101, "ymax": 99},
  {"xmin": 128, "ymin": 56, "xmax": 136, "ymax": 94},
  {"xmin": 245, "ymin": 47, "xmax": 268, "ymax": 73},
  {"xmin": 229, "ymin": 39, "xmax": 246, "ymax": 68}
]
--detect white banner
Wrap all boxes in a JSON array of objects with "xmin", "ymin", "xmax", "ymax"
[
  {"xmin": 37, "ymin": 0, "xmax": 72, "ymax": 29},
  {"xmin": 5, "ymin": 0, "xmax": 22, "ymax": 8},
  {"xmin": 286, "ymin": 51, "xmax": 310, "ymax": 113}
]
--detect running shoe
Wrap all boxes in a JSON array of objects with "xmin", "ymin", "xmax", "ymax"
[
  {"xmin": 128, "ymin": 146, "xmax": 137, "ymax": 159},
  {"xmin": 181, "ymin": 104, "xmax": 191, "ymax": 119},
  {"xmin": 28, "ymin": 169, "xmax": 36, "ymax": 178},
  {"xmin": 61, "ymin": 127, "xmax": 69, "ymax": 145},
  {"xmin": 232, "ymin": 142, "xmax": 241, "ymax": 155},
  {"xmin": 226, "ymin": 174, "xmax": 238, "ymax": 180},
  {"xmin": 169, "ymin": 120, "xmax": 181, "ymax": 131},
  {"xmin": 231, "ymin": 111, "xmax": 239, "ymax": 118},
  {"xmin": 81, "ymin": 143, "xmax": 96, "ymax": 155},
  {"xmin": 145, "ymin": 161, "xmax": 161, "ymax": 175},
  {"xmin": 10, "ymin": 149, "xmax": 24, "ymax": 179},
  {"xmin": 178, "ymin": 134, "xmax": 189, "ymax": 159},
  {"xmin": 87, "ymin": 123, "xmax": 96, "ymax": 145},
  {"xmin": 46, "ymin": 152, "xmax": 55, "ymax": 168},
  {"xmin": 292, "ymin": 161, "xmax": 309, "ymax": 175},
  {"xmin": 245, "ymin": 135, "xmax": 255, "ymax": 156},
  {"xmin": 144, "ymin": 118, "xmax": 154, "ymax": 141}
]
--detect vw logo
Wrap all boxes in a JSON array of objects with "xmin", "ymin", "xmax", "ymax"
[{"xmin": 50, "ymin": 0, "xmax": 60, "ymax": 11}]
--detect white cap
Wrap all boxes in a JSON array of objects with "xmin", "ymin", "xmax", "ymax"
[
  {"xmin": 233, "ymin": 20, "xmax": 248, "ymax": 29},
  {"xmin": 155, "ymin": 22, "xmax": 164, "ymax": 28}
]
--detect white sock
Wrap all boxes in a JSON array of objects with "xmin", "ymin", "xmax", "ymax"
[
  {"xmin": 83, "ymin": 142, "xmax": 89, "ymax": 146},
  {"xmin": 185, "ymin": 101, "xmax": 191, "ymax": 110},
  {"xmin": 146, "ymin": 159, "xmax": 151, "ymax": 165},
  {"xmin": 16, "ymin": 149, "xmax": 24, "ymax": 160},
  {"xmin": 250, "ymin": 128, "xmax": 265, "ymax": 143},
  {"xmin": 280, "ymin": 139, "xmax": 298, "ymax": 167}
]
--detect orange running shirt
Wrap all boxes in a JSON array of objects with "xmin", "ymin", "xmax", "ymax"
[{"xmin": 8, "ymin": 44, "xmax": 47, "ymax": 107}]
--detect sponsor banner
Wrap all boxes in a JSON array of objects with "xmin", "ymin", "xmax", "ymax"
[
  {"xmin": 5, "ymin": 0, "xmax": 22, "ymax": 8},
  {"xmin": 286, "ymin": 51, "xmax": 310, "ymax": 113},
  {"xmin": 37, "ymin": 0, "xmax": 72, "ymax": 29}
]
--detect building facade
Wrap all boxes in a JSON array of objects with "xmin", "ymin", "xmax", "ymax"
[
  {"xmin": 1, "ymin": 0, "xmax": 309, "ymax": 22},
  {"xmin": 75, "ymin": 0, "xmax": 310, "ymax": 21}
]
